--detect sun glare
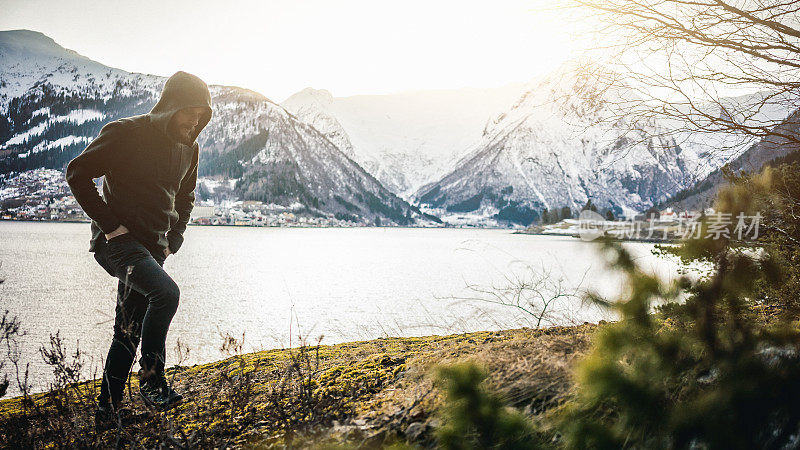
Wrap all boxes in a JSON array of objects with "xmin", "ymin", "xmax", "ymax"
[{"xmin": 0, "ymin": 0, "xmax": 587, "ymax": 99}]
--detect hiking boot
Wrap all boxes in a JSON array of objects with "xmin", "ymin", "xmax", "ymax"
[
  {"xmin": 157, "ymin": 370, "xmax": 184, "ymax": 406},
  {"xmin": 138, "ymin": 368, "xmax": 183, "ymax": 411},
  {"xmin": 95, "ymin": 403, "xmax": 133, "ymax": 431}
]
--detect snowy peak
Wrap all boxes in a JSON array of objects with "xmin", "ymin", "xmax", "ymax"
[
  {"xmin": 281, "ymin": 82, "xmax": 528, "ymax": 197},
  {"xmin": 415, "ymin": 62, "xmax": 697, "ymax": 226},
  {"xmin": 0, "ymin": 29, "xmax": 164, "ymax": 116},
  {"xmin": 0, "ymin": 29, "xmax": 431, "ymax": 225},
  {"xmin": 283, "ymin": 87, "xmax": 334, "ymax": 109},
  {"xmin": 483, "ymin": 61, "xmax": 632, "ymax": 137},
  {"xmin": 0, "ymin": 29, "xmax": 92, "ymax": 63},
  {"xmin": 280, "ymin": 87, "xmax": 359, "ymax": 162}
]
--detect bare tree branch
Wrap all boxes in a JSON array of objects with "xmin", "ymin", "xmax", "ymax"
[{"xmin": 557, "ymin": 0, "xmax": 800, "ymax": 162}]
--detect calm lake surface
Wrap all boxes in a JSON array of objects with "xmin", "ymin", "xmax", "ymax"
[{"xmin": 0, "ymin": 221, "xmax": 681, "ymax": 394}]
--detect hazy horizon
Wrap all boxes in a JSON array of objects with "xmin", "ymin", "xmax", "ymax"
[
  {"xmin": 0, "ymin": 0, "xmax": 590, "ymax": 101},
  {"xmin": 0, "ymin": 27, "xmax": 533, "ymax": 103}
]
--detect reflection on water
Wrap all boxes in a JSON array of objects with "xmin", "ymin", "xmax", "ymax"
[{"xmin": 0, "ymin": 221, "xmax": 680, "ymax": 394}]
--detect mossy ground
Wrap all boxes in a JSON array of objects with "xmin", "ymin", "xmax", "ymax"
[{"xmin": 0, "ymin": 324, "xmax": 594, "ymax": 448}]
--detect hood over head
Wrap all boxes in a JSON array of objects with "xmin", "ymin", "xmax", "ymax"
[{"xmin": 148, "ymin": 71, "xmax": 213, "ymax": 144}]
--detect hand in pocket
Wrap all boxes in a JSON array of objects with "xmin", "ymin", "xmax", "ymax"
[{"xmin": 105, "ymin": 224, "xmax": 130, "ymax": 241}]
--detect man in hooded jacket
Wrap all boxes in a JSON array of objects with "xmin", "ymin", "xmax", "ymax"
[{"xmin": 66, "ymin": 71, "xmax": 213, "ymax": 424}]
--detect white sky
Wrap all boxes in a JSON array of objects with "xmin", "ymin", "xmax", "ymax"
[{"xmin": 0, "ymin": 0, "xmax": 589, "ymax": 102}]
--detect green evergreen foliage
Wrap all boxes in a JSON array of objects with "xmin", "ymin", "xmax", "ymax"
[
  {"xmin": 199, "ymin": 129, "xmax": 269, "ymax": 178},
  {"xmin": 540, "ymin": 206, "xmax": 574, "ymax": 225},
  {"xmin": 660, "ymin": 177, "xmax": 716, "ymax": 208},
  {"xmin": 363, "ymin": 192, "xmax": 410, "ymax": 225},
  {"xmin": 333, "ymin": 194, "xmax": 361, "ymax": 212},
  {"xmin": 422, "ymin": 212, "xmax": 444, "ymax": 224},
  {"xmin": 334, "ymin": 212, "xmax": 360, "ymax": 223},
  {"xmin": 435, "ymin": 363, "xmax": 542, "ymax": 449},
  {"xmin": 494, "ymin": 202, "xmax": 538, "ymax": 226},
  {"xmin": 418, "ymin": 185, "xmax": 445, "ymax": 207},
  {"xmin": 237, "ymin": 161, "xmax": 319, "ymax": 208},
  {"xmin": 1, "ymin": 82, "xmax": 154, "ymax": 175},
  {"xmin": 558, "ymin": 171, "xmax": 800, "ymax": 449},
  {"xmin": 725, "ymin": 163, "xmax": 800, "ymax": 319},
  {"xmin": 541, "ymin": 209, "xmax": 551, "ymax": 225},
  {"xmin": 447, "ymin": 192, "xmax": 484, "ymax": 213}
]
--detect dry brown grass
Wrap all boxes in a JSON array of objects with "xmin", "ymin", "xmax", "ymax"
[
  {"xmin": 323, "ymin": 325, "xmax": 595, "ymax": 448},
  {"xmin": 0, "ymin": 325, "xmax": 595, "ymax": 448}
]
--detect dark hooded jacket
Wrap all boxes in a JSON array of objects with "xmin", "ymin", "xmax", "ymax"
[{"xmin": 66, "ymin": 71, "xmax": 213, "ymax": 257}]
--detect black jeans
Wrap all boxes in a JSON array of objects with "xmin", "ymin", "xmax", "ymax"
[{"xmin": 93, "ymin": 233, "xmax": 179, "ymax": 407}]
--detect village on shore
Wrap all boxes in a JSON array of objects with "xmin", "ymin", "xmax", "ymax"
[
  {"xmin": 1, "ymin": 168, "xmax": 730, "ymax": 237},
  {"xmin": 0, "ymin": 169, "xmax": 371, "ymax": 227}
]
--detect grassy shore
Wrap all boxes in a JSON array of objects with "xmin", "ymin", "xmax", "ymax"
[{"xmin": 0, "ymin": 324, "xmax": 595, "ymax": 448}]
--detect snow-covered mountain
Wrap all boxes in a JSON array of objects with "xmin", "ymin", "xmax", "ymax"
[
  {"xmin": 0, "ymin": 30, "xmax": 165, "ymax": 168},
  {"xmin": 0, "ymin": 29, "xmax": 429, "ymax": 225},
  {"xmin": 414, "ymin": 64, "xmax": 704, "ymax": 225},
  {"xmin": 6, "ymin": 29, "xmax": 794, "ymax": 228},
  {"xmin": 659, "ymin": 90, "xmax": 797, "ymax": 180},
  {"xmin": 412, "ymin": 60, "xmax": 797, "ymax": 226},
  {"xmin": 281, "ymin": 83, "xmax": 527, "ymax": 197},
  {"xmin": 199, "ymin": 88, "xmax": 429, "ymax": 225},
  {"xmin": 664, "ymin": 109, "xmax": 800, "ymax": 211}
]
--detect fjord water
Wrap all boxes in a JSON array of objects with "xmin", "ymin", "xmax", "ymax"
[{"xmin": 0, "ymin": 221, "xmax": 680, "ymax": 394}]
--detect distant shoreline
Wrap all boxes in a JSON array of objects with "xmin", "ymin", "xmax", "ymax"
[
  {"xmin": 0, "ymin": 218, "xmax": 683, "ymax": 239},
  {"xmin": 513, "ymin": 228, "xmax": 679, "ymax": 244},
  {"xmin": 0, "ymin": 218, "xmax": 516, "ymax": 231}
]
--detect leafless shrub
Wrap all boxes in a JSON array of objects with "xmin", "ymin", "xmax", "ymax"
[
  {"xmin": 219, "ymin": 330, "xmax": 260, "ymax": 419},
  {"xmin": 40, "ymin": 332, "xmax": 84, "ymax": 390},
  {"xmin": 449, "ymin": 264, "xmax": 587, "ymax": 329},
  {"xmin": 0, "ymin": 327, "xmax": 103, "ymax": 447},
  {"xmin": 267, "ymin": 333, "xmax": 335, "ymax": 444},
  {"xmin": 0, "ymin": 310, "xmax": 22, "ymax": 399}
]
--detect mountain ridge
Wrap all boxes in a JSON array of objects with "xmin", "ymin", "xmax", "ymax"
[
  {"xmin": 281, "ymin": 82, "xmax": 528, "ymax": 197},
  {"xmin": 414, "ymin": 64, "xmax": 703, "ymax": 225},
  {"xmin": 0, "ymin": 29, "xmax": 430, "ymax": 226},
  {"xmin": 4, "ymin": 28, "xmax": 795, "ymax": 228},
  {"xmin": 662, "ymin": 109, "xmax": 800, "ymax": 211}
]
